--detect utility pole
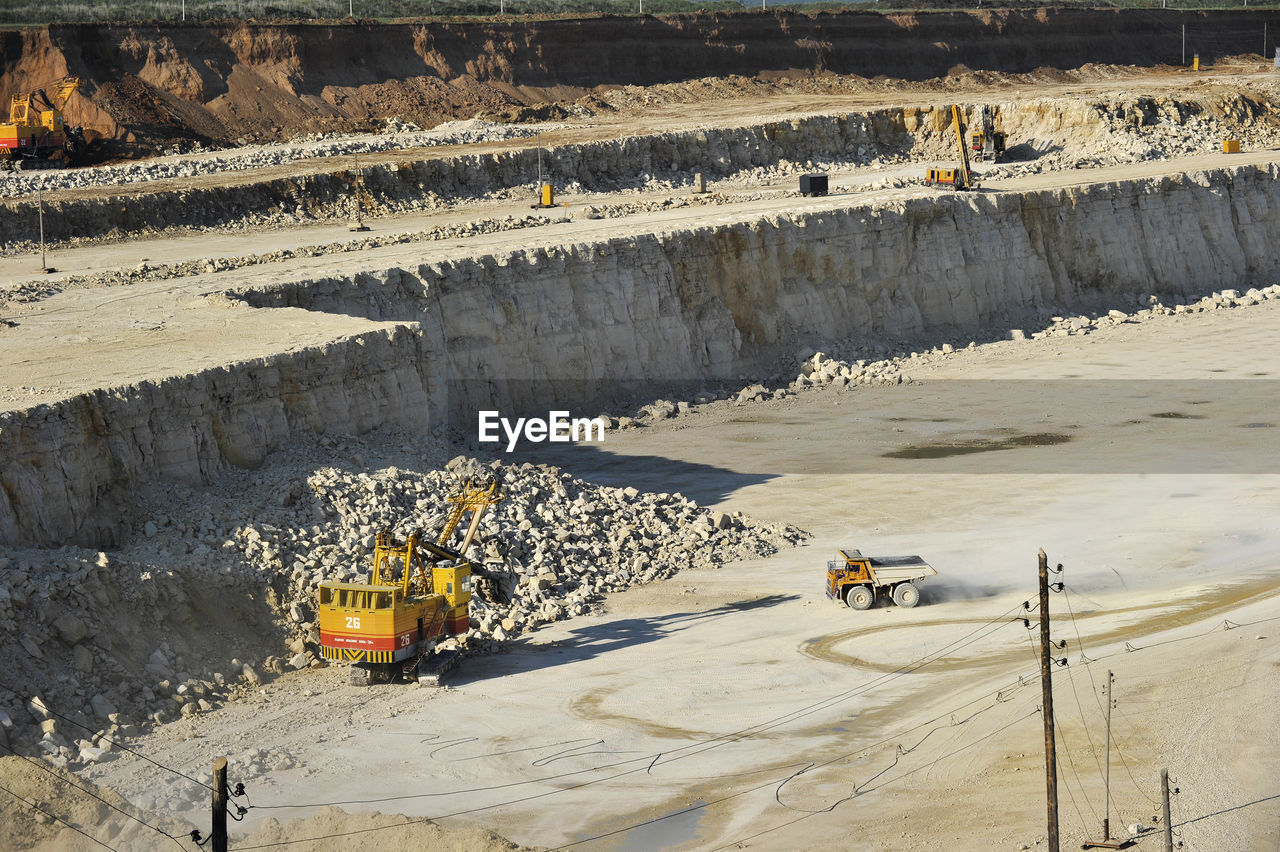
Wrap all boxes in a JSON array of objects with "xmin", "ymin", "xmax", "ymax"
[
  {"xmin": 211, "ymin": 757, "xmax": 228, "ymax": 852},
  {"xmin": 1182, "ymin": 24, "xmax": 1186, "ymax": 67},
  {"xmin": 37, "ymin": 186, "xmax": 46, "ymax": 272},
  {"xmin": 1161, "ymin": 769, "xmax": 1174, "ymax": 852},
  {"xmin": 1038, "ymin": 549, "xmax": 1060, "ymax": 852},
  {"xmin": 348, "ymin": 152, "xmax": 369, "ymax": 232},
  {"xmin": 1084, "ymin": 670, "xmax": 1125, "ymax": 848},
  {"xmin": 1104, "ymin": 670, "xmax": 1113, "ymax": 840},
  {"xmin": 36, "ymin": 185, "xmax": 54, "ymax": 274}
]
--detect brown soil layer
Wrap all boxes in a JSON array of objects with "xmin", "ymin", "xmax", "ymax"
[{"xmin": 0, "ymin": 10, "xmax": 1273, "ymax": 155}]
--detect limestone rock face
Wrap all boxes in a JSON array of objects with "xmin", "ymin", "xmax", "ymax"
[
  {"xmin": 3, "ymin": 165, "xmax": 1279, "ymax": 548},
  {"xmin": 0, "ymin": 326, "xmax": 435, "ymax": 547}
]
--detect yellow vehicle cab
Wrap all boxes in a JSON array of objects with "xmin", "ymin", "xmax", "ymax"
[{"xmin": 317, "ymin": 480, "xmax": 501, "ymax": 685}]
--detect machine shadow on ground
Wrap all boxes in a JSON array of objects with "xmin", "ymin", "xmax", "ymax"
[
  {"xmin": 454, "ymin": 593, "xmax": 799, "ymax": 682},
  {"xmin": 506, "ymin": 441, "xmax": 776, "ymax": 506}
]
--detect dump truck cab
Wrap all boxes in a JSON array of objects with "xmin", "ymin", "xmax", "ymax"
[{"xmin": 825, "ymin": 548, "xmax": 937, "ymax": 610}]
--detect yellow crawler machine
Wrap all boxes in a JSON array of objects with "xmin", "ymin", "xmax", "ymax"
[
  {"xmin": 318, "ymin": 479, "xmax": 503, "ymax": 686},
  {"xmin": 925, "ymin": 104, "xmax": 978, "ymax": 191},
  {"xmin": 1, "ymin": 76, "xmax": 85, "ymax": 167}
]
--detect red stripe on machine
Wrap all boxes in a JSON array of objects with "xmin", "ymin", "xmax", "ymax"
[{"xmin": 320, "ymin": 631, "xmax": 409, "ymax": 651}]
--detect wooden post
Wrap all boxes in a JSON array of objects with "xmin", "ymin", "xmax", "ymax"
[
  {"xmin": 37, "ymin": 186, "xmax": 47, "ymax": 273},
  {"xmin": 1161, "ymin": 769, "xmax": 1174, "ymax": 852},
  {"xmin": 1085, "ymin": 671, "xmax": 1128, "ymax": 848},
  {"xmin": 1038, "ymin": 549, "xmax": 1060, "ymax": 852},
  {"xmin": 348, "ymin": 152, "xmax": 369, "ymax": 232},
  {"xmin": 1103, "ymin": 670, "xmax": 1113, "ymax": 841},
  {"xmin": 212, "ymin": 756, "xmax": 228, "ymax": 852}
]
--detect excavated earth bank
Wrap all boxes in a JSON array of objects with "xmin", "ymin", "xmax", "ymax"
[
  {"xmin": 0, "ymin": 10, "xmax": 1275, "ymax": 154},
  {"xmin": 3, "ymin": 163, "xmax": 1279, "ymax": 550}
]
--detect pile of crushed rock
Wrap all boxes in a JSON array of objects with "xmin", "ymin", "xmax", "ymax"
[
  {"xmin": 247, "ymin": 457, "xmax": 806, "ymax": 655},
  {"xmin": 0, "ymin": 446, "xmax": 805, "ymax": 773}
]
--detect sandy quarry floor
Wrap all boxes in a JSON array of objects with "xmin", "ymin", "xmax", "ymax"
[
  {"xmin": 70, "ymin": 297, "xmax": 1280, "ymax": 851},
  {"xmin": 4, "ymin": 66, "xmax": 1280, "ymax": 851}
]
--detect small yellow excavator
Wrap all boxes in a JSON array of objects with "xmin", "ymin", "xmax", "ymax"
[
  {"xmin": 317, "ymin": 479, "xmax": 504, "ymax": 686},
  {"xmin": 1, "ymin": 76, "xmax": 85, "ymax": 168},
  {"xmin": 925, "ymin": 104, "xmax": 978, "ymax": 191}
]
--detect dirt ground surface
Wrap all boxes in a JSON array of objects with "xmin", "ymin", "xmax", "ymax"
[
  {"xmin": 75, "ymin": 297, "xmax": 1280, "ymax": 851},
  {"xmin": 2, "ymin": 31, "xmax": 1280, "ymax": 852}
]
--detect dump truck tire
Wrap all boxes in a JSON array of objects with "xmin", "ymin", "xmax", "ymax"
[
  {"xmin": 845, "ymin": 585, "xmax": 874, "ymax": 610},
  {"xmin": 892, "ymin": 583, "xmax": 920, "ymax": 608}
]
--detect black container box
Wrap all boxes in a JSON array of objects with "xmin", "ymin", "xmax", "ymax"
[{"xmin": 799, "ymin": 173, "xmax": 828, "ymax": 197}]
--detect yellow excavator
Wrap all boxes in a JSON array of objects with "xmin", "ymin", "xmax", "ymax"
[
  {"xmin": 317, "ymin": 479, "xmax": 505, "ymax": 686},
  {"xmin": 1, "ymin": 76, "xmax": 85, "ymax": 168},
  {"xmin": 925, "ymin": 104, "xmax": 978, "ymax": 191}
]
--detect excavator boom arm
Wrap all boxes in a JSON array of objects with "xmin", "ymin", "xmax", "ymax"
[
  {"xmin": 50, "ymin": 77, "xmax": 79, "ymax": 111},
  {"xmin": 952, "ymin": 104, "xmax": 973, "ymax": 189},
  {"xmin": 437, "ymin": 480, "xmax": 503, "ymax": 555}
]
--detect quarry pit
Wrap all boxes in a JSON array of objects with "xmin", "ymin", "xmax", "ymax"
[{"xmin": 1, "ymin": 10, "xmax": 1279, "ymax": 852}]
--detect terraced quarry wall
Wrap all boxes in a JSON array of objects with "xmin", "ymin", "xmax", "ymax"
[
  {"xmin": 5, "ymin": 164, "xmax": 1280, "ymax": 547},
  {"xmin": 0, "ymin": 94, "xmax": 1215, "ymax": 245},
  {"xmin": 0, "ymin": 10, "xmax": 1272, "ymax": 150},
  {"xmin": 0, "ymin": 111, "xmax": 916, "ymax": 244}
]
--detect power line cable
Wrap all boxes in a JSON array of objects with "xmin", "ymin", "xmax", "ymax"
[
  {"xmin": 232, "ymin": 581, "xmax": 1260, "ymax": 850},
  {"xmin": 1021, "ymin": 610, "xmax": 1098, "ymax": 828},
  {"xmin": 1102, "ymin": 715, "xmax": 1161, "ymax": 808},
  {"xmin": 250, "ymin": 597, "xmax": 1033, "ymax": 812},
  {"xmin": 520, "ymin": 599, "xmax": 1275, "ymax": 849},
  {"xmin": 1053, "ymin": 713, "xmax": 1100, "ymax": 833},
  {"xmin": 705, "ymin": 705, "xmax": 1042, "ymax": 852},
  {"xmin": 558, "ymin": 686, "xmax": 1043, "ymax": 851},
  {"xmin": 1058, "ymin": 586, "xmax": 1110, "ymax": 813},
  {"xmin": 0, "ymin": 686, "xmax": 212, "ymax": 792},
  {"xmin": 0, "ymin": 740, "xmax": 189, "ymax": 849},
  {"xmin": 239, "ymin": 669, "xmax": 1040, "ymax": 850},
  {"xmin": 1109, "ymin": 611, "xmax": 1280, "ymax": 655},
  {"xmin": 0, "ymin": 779, "xmax": 119, "ymax": 851}
]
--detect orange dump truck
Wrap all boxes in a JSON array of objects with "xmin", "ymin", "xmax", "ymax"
[{"xmin": 825, "ymin": 548, "xmax": 937, "ymax": 610}]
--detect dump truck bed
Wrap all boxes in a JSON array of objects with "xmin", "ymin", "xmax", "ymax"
[
  {"xmin": 837, "ymin": 549, "xmax": 937, "ymax": 585},
  {"xmin": 865, "ymin": 554, "xmax": 931, "ymax": 569},
  {"xmin": 867, "ymin": 563, "xmax": 937, "ymax": 583}
]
